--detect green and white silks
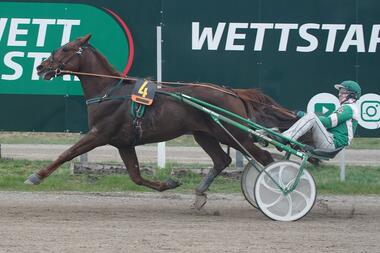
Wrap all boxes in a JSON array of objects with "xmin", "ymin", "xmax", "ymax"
[{"xmin": 282, "ymin": 103, "xmax": 359, "ymax": 150}]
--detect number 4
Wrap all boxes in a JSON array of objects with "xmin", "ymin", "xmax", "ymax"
[{"xmin": 138, "ymin": 80, "xmax": 148, "ymax": 97}]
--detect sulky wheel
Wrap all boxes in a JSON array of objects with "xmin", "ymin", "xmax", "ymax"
[
  {"xmin": 254, "ymin": 161, "xmax": 316, "ymax": 221},
  {"xmin": 241, "ymin": 153, "xmax": 285, "ymax": 209},
  {"xmin": 241, "ymin": 162, "xmax": 261, "ymax": 208}
]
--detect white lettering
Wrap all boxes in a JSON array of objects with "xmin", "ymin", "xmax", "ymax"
[
  {"xmin": 274, "ymin": 23, "xmax": 299, "ymax": 51},
  {"xmin": 339, "ymin": 25, "xmax": 365, "ymax": 52},
  {"xmin": 250, "ymin": 23, "xmax": 274, "ymax": 51},
  {"xmin": 0, "ymin": 18, "xmax": 8, "ymax": 42},
  {"xmin": 56, "ymin": 19, "xmax": 81, "ymax": 45},
  {"xmin": 192, "ymin": 22, "xmax": 226, "ymax": 50},
  {"xmin": 32, "ymin": 19, "xmax": 56, "ymax": 47},
  {"xmin": 368, "ymin": 25, "xmax": 380, "ymax": 53},
  {"xmin": 322, "ymin": 24, "xmax": 346, "ymax": 52},
  {"xmin": 225, "ymin": 23, "xmax": 248, "ymax": 51},
  {"xmin": 2, "ymin": 51, "xmax": 24, "ymax": 80},
  {"xmin": 297, "ymin": 23, "xmax": 320, "ymax": 52},
  {"xmin": 63, "ymin": 75, "xmax": 70, "ymax": 81},
  {"xmin": 27, "ymin": 52, "xmax": 51, "ymax": 80},
  {"xmin": 63, "ymin": 74, "xmax": 78, "ymax": 81},
  {"xmin": 8, "ymin": 18, "xmax": 30, "ymax": 46}
]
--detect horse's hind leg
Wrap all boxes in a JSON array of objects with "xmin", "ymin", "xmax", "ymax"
[
  {"xmin": 118, "ymin": 147, "xmax": 181, "ymax": 191},
  {"xmin": 238, "ymin": 139, "xmax": 274, "ymax": 166},
  {"xmin": 192, "ymin": 132, "xmax": 232, "ymax": 209}
]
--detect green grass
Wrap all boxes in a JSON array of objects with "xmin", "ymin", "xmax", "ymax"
[
  {"xmin": 308, "ymin": 165, "xmax": 380, "ymax": 195},
  {"xmin": 0, "ymin": 159, "xmax": 379, "ymax": 195},
  {"xmin": 0, "ymin": 132, "xmax": 81, "ymax": 145},
  {"xmin": 349, "ymin": 138, "xmax": 380, "ymax": 150}
]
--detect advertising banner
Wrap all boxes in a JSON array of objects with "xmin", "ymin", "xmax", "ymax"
[
  {"xmin": 161, "ymin": 0, "xmax": 380, "ymax": 136},
  {"xmin": 0, "ymin": 0, "xmax": 378, "ymax": 136},
  {"xmin": 0, "ymin": 0, "xmax": 158, "ymax": 132}
]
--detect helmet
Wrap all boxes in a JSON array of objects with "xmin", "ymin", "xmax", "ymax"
[{"xmin": 334, "ymin": 80, "xmax": 361, "ymax": 99}]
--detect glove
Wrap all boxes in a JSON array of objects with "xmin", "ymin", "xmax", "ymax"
[{"xmin": 296, "ymin": 110, "xmax": 306, "ymax": 118}]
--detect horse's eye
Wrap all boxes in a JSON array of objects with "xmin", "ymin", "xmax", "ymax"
[{"xmin": 62, "ymin": 47, "xmax": 69, "ymax": 52}]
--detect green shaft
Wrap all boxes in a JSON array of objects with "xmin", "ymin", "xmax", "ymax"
[
  {"xmin": 160, "ymin": 91, "xmax": 305, "ymax": 159},
  {"xmin": 180, "ymin": 93, "xmax": 306, "ymax": 148}
]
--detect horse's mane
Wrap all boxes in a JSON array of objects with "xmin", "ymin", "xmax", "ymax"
[
  {"xmin": 87, "ymin": 44, "xmax": 121, "ymax": 77},
  {"xmin": 233, "ymin": 88, "xmax": 297, "ymax": 130}
]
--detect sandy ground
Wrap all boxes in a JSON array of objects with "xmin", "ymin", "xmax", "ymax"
[{"xmin": 0, "ymin": 191, "xmax": 379, "ymax": 253}]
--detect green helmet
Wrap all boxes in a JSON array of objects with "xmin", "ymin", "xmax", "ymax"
[{"xmin": 334, "ymin": 80, "xmax": 361, "ymax": 99}]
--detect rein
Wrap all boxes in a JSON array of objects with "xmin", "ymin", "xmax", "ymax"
[
  {"xmin": 60, "ymin": 70, "xmax": 295, "ymax": 118},
  {"xmin": 58, "ymin": 70, "xmax": 238, "ymax": 97}
]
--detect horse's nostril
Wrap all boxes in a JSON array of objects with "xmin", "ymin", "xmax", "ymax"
[{"xmin": 36, "ymin": 65, "xmax": 43, "ymax": 71}]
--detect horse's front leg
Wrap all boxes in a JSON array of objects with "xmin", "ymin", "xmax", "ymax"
[
  {"xmin": 118, "ymin": 147, "xmax": 181, "ymax": 191},
  {"xmin": 24, "ymin": 128, "xmax": 105, "ymax": 185}
]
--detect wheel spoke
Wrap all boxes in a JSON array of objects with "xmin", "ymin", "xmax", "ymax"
[
  {"xmin": 285, "ymin": 177, "xmax": 296, "ymax": 189},
  {"xmin": 285, "ymin": 195, "xmax": 293, "ymax": 218},
  {"xmin": 262, "ymin": 194, "xmax": 283, "ymax": 208},
  {"xmin": 293, "ymin": 189, "xmax": 311, "ymax": 202},
  {"xmin": 261, "ymin": 176, "xmax": 282, "ymax": 193},
  {"xmin": 278, "ymin": 165, "xmax": 285, "ymax": 187},
  {"xmin": 279, "ymin": 165, "xmax": 299, "ymax": 189}
]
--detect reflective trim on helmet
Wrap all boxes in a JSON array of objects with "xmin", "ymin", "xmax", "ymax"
[{"xmin": 334, "ymin": 84, "xmax": 344, "ymax": 90}]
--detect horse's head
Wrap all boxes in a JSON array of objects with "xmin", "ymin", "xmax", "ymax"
[{"xmin": 37, "ymin": 34, "xmax": 92, "ymax": 80}]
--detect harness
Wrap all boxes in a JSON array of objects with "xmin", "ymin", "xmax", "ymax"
[
  {"xmin": 85, "ymin": 79, "xmax": 129, "ymax": 105},
  {"xmin": 130, "ymin": 101, "xmax": 146, "ymax": 143},
  {"xmin": 86, "ymin": 79, "xmax": 156, "ymax": 145}
]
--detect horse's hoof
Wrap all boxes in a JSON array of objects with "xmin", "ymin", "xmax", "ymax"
[
  {"xmin": 166, "ymin": 178, "xmax": 182, "ymax": 189},
  {"xmin": 191, "ymin": 193, "xmax": 208, "ymax": 210},
  {"xmin": 24, "ymin": 174, "xmax": 42, "ymax": 185}
]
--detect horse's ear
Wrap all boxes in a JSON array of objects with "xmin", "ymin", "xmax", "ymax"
[{"xmin": 79, "ymin": 34, "xmax": 92, "ymax": 45}]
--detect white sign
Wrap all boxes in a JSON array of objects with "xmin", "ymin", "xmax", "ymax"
[
  {"xmin": 307, "ymin": 93, "xmax": 340, "ymax": 116},
  {"xmin": 357, "ymin": 93, "xmax": 380, "ymax": 129}
]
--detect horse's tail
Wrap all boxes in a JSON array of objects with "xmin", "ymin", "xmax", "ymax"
[{"xmin": 233, "ymin": 89, "xmax": 297, "ymax": 131}]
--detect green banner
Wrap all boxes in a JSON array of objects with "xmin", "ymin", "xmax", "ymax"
[{"xmin": 0, "ymin": 2, "xmax": 132, "ymax": 95}]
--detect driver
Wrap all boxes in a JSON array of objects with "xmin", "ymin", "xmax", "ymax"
[{"xmin": 280, "ymin": 80, "xmax": 361, "ymax": 150}]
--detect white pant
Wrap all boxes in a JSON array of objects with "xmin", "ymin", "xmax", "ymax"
[{"xmin": 282, "ymin": 113, "xmax": 335, "ymax": 150}]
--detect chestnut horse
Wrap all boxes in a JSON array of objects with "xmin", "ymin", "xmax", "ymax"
[{"xmin": 26, "ymin": 34, "xmax": 297, "ymax": 209}]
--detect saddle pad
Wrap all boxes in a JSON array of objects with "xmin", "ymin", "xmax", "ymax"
[{"xmin": 131, "ymin": 79, "xmax": 157, "ymax": 105}]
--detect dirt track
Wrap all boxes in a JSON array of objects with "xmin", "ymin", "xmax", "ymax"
[{"xmin": 0, "ymin": 192, "xmax": 379, "ymax": 253}]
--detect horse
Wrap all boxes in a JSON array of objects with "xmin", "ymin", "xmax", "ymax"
[{"xmin": 26, "ymin": 34, "xmax": 298, "ymax": 209}]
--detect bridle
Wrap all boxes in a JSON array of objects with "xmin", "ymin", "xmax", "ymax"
[{"xmin": 49, "ymin": 46, "xmax": 85, "ymax": 77}]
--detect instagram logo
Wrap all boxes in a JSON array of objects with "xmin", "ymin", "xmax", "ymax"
[
  {"xmin": 361, "ymin": 101, "xmax": 380, "ymax": 122},
  {"xmin": 358, "ymin": 94, "xmax": 380, "ymax": 130}
]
